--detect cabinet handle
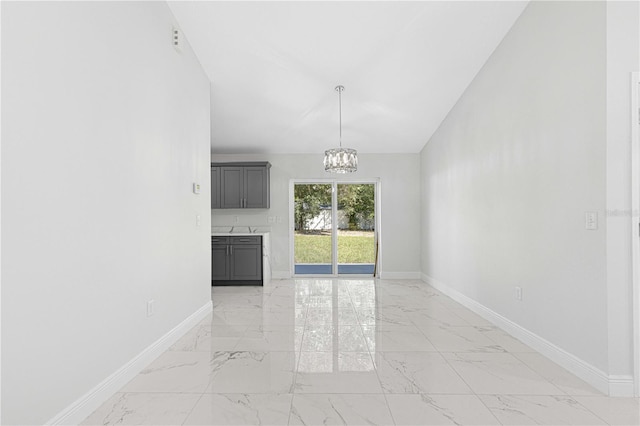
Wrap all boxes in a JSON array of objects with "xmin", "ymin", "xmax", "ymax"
[{"xmin": 230, "ymin": 245, "xmax": 233, "ymax": 255}]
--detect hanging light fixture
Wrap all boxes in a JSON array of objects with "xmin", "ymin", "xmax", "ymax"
[{"xmin": 324, "ymin": 85, "xmax": 358, "ymax": 173}]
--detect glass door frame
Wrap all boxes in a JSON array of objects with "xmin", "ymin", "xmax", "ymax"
[{"xmin": 289, "ymin": 178, "xmax": 381, "ymax": 278}]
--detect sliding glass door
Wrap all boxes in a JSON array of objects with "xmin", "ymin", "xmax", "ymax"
[
  {"xmin": 337, "ymin": 183, "xmax": 376, "ymax": 274},
  {"xmin": 293, "ymin": 181, "xmax": 377, "ymax": 276},
  {"xmin": 294, "ymin": 183, "xmax": 333, "ymax": 274}
]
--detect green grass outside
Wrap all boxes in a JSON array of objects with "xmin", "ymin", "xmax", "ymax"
[{"xmin": 294, "ymin": 232, "xmax": 375, "ymax": 264}]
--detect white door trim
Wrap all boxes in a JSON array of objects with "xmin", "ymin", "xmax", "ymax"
[{"xmin": 631, "ymin": 71, "xmax": 640, "ymax": 397}]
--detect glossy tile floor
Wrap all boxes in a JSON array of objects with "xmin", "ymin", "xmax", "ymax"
[{"xmin": 83, "ymin": 279, "xmax": 640, "ymax": 425}]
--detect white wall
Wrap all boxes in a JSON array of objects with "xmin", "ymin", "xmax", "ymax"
[
  {"xmin": 1, "ymin": 2, "xmax": 211, "ymax": 424},
  {"xmin": 421, "ymin": 0, "xmax": 610, "ymax": 374},
  {"xmin": 211, "ymin": 154, "xmax": 421, "ymax": 278}
]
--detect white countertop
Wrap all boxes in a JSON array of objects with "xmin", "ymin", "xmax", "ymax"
[
  {"xmin": 212, "ymin": 232, "xmax": 268, "ymax": 236},
  {"xmin": 211, "ymin": 226, "xmax": 271, "ymax": 237}
]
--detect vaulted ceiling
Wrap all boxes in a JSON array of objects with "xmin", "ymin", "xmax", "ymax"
[{"xmin": 168, "ymin": 1, "xmax": 528, "ymax": 154}]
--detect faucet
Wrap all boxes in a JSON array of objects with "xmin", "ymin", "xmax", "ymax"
[
  {"xmin": 230, "ymin": 226, "xmax": 235, "ymax": 233},
  {"xmin": 248, "ymin": 226, "xmax": 255, "ymax": 233}
]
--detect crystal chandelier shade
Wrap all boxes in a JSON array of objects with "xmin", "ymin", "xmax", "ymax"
[
  {"xmin": 323, "ymin": 148, "xmax": 358, "ymax": 173},
  {"xmin": 324, "ymin": 85, "xmax": 358, "ymax": 173}
]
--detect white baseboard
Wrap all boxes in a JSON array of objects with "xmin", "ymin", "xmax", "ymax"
[
  {"xmin": 422, "ymin": 274, "xmax": 633, "ymax": 397},
  {"xmin": 608, "ymin": 375, "xmax": 636, "ymax": 397},
  {"xmin": 272, "ymin": 270, "xmax": 291, "ymax": 279},
  {"xmin": 46, "ymin": 301, "xmax": 213, "ymax": 425},
  {"xmin": 380, "ymin": 272, "xmax": 422, "ymax": 280}
]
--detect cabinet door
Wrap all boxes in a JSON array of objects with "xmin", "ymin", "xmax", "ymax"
[
  {"xmin": 229, "ymin": 244, "xmax": 262, "ymax": 281},
  {"xmin": 220, "ymin": 167, "xmax": 243, "ymax": 208},
  {"xmin": 244, "ymin": 167, "xmax": 269, "ymax": 208},
  {"xmin": 211, "ymin": 167, "xmax": 221, "ymax": 209},
  {"xmin": 212, "ymin": 244, "xmax": 230, "ymax": 280}
]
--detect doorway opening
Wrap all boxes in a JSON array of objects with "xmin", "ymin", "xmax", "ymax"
[{"xmin": 291, "ymin": 180, "xmax": 379, "ymax": 276}]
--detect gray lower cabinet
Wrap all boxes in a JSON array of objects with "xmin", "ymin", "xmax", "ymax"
[
  {"xmin": 211, "ymin": 237, "xmax": 229, "ymax": 280},
  {"xmin": 212, "ymin": 236, "xmax": 262, "ymax": 285}
]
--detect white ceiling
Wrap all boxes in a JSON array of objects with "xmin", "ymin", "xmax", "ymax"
[{"xmin": 168, "ymin": 1, "xmax": 528, "ymax": 154}]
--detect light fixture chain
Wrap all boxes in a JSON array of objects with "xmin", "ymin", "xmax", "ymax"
[
  {"xmin": 336, "ymin": 85, "xmax": 344, "ymax": 148},
  {"xmin": 339, "ymin": 88, "xmax": 342, "ymax": 147},
  {"xmin": 324, "ymin": 84, "xmax": 357, "ymax": 174}
]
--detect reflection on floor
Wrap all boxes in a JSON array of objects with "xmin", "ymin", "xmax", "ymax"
[
  {"xmin": 83, "ymin": 279, "xmax": 640, "ymax": 425},
  {"xmin": 294, "ymin": 264, "xmax": 375, "ymax": 274}
]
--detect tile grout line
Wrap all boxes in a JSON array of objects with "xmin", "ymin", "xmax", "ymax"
[
  {"xmin": 180, "ymin": 391, "xmax": 207, "ymax": 426},
  {"xmin": 288, "ymin": 278, "xmax": 308, "ymax": 425},
  {"xmin": 408, "ymin": 293, "xmax": 505, "ymax": 425},
  {"xmin": 352, "ymin": 279, "xmax": 398, "ymax": 425}
]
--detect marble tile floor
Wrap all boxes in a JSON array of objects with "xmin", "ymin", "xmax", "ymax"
[{"xmin": 83, "ymin": 279, "xmax": 640, "ymax": 425}]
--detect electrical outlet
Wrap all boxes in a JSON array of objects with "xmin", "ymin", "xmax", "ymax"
[
  {"xmin": 515, "ymin": 287, "xmax": 523, "ymax": 301},
  {"xmin": 147, "ymin": 300, "xmax": 155, "ymax": 317},
  {"xmin": 172, "ymin": 27, "xmax": 182, "ymax": 51}
]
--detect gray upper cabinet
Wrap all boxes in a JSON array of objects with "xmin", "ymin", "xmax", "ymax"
[
  {"xmin": 211, "ymin": 167, "xmax": 221, "ymax": 209},
  {"xmin": 243, "ymin": 167, "xmax": 269, "ymax": 208},
  {"xmin": 212, "ymin": 162, "xmax": 270, "ymax": 209},
  {"xmin": 220, "ymin": 166, "xmax": 243, "ymax": 208}
]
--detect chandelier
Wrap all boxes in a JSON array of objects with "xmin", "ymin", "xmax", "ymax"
[{"xmin": 324, "ymin": 85, "xmax": 358, "ymax": 173}]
